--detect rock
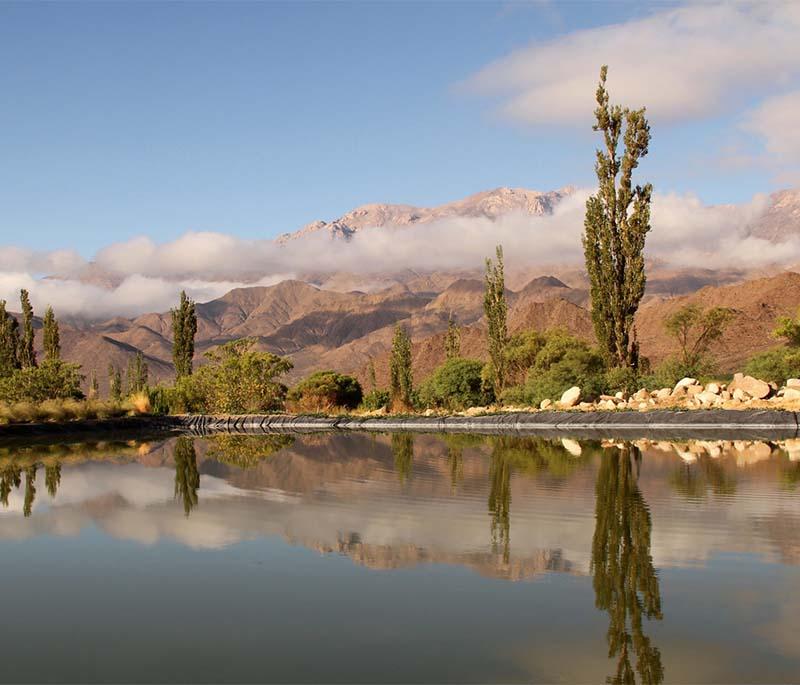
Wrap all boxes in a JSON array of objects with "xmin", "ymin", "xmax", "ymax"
[
  {"xmin": 687, "ymin": 385, "xmax": 704, "ymax": 396},
  {"xmin": 670, "ymin": 385, "xmax": 687, "ymax": 398},
  {"xmin": 598, "ymin": 399, "xmax": 616, "ymax": 410},
  {"xmin": 705, "ymin": 382, "xmax": 721, "ymax": 395},
  {"xmin": 729, "ymin": 374, "xmax": 772, "ymax": 400},
  {"xmin": 559, "ymin": 386, "xmax": 581, "ymax": 408},
  {"xmin": 561, "ymin": 438, "xmax": 582, "ymax": 457},
  {"xmin": 786, "ymin": 378, "xmax": 800, "ymax": 389},
  {"xmin": 614, "ymin": 391, "xmax": 625, "ymax": 400},
  {"xmin": 697, "ymin": 391, "xmax": 721, "ymax": 406},
  {"xmin": 578, "ymin": 402, "xmax": 593, "ymax": 410},
  {"xmin": 721, "ymin": 390, "xmax": 732, "ymax": 401},
  {"xmin": 674, "ymin": 377, "xmax": 698, "ymax": 390},
  {"xmin": 539, "ymin": 398, "xmax": 552, "ymax": 410},
  {"xmin": 655, "ymin": 388, "xmax": 671, "ymax": 399},
  {"xmin": 732, "ymin": 388, "xmax": 748, "ymax": 401},
  {"xmin": 464, "ymin": 407, "xmax": 487, "ymax": 416},
  {"xmin": 633, "ymin": 389, "xmax": 649, "ymax": 401},
  {"xmin": 783, "ymin": 387, "xmax": 800, "ymax": 401},
  {"xmin": 783, "ymin": 439, "xmax": 800, "ymax": 461}
]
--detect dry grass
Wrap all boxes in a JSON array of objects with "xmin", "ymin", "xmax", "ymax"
[{"xmin": 0, "ymin": 398, "xmax": 132, "ymax": 425}]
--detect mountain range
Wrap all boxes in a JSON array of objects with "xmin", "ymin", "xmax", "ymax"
[{"xmin": 20, "ymin": 185, "xmax": 800, "ymax": 393}]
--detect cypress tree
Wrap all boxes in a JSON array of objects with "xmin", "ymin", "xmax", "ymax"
[
  {"xmin": 171, "ymin": 291, "xmax": 197, "ymax": 378},
  {"xmin": 0, "ymin": 300, "xmax": 21, "ymax": 377},
  {"xmin": 444, "ymin": 313, "xmax": 461, "ymax": 360},
  {"xmin": 583, "ymin": 66, "xmax": 652, "ymax": 371},
  {"xmin": 42, "ymin": 306, "xmax": 60, "ymax": 361},
  {"xmin": 389, "ymin": 323, "xmax": 413, "ymax": 409},
  {"xmin": 126, "ymin": 352, "xmax": 149, "ymax": 395},
  {"xmin": 89, "ymin": 370, "xmax": 99, "ymax": 399},
  {"xmin": 18, "ymin": 289, "xmax": 36, "ymax": 369},
  {"xmin": 108, "ymin": 364, "xmax": 122, "ymax": 402},
  {"xmin": 367, "ymin": 358, "xmax": 377, "ymax": 392},
  {"xmin": 484, "ymin": 245, "xmax": 508, "ymax": 392}
]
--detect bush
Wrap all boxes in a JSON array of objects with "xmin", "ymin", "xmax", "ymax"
[
  {"xmin": 744, "ymin": 347, "xmax": 800, "ymax": 384},
  {"xmin": 361, "ymin": 389, "xmax": 390, "ymax": 411},
  {"xmin": 500, "ymin": 330, "xmax": 606, "ymax": 406},
  {"xmin": 419, "ymin": 358, "xmax": 491, "ymax": 410},
  {"xmin": 287, "ymin": 370, "xmax": 363, "ymax": 412},
  {"xmin": 0, "ymin": 360, "xmax": 84, "ymax": 404},
  {"xmin": 604, "ymin": 366, "xmax": 641, "ymax": 394},
  {"xmin": 189, "ymin": 339, "xmax": 292, "ymax": 414},
  {"xmin": 0, "ymin": 398, "xmax": 128, "ymax": 424}
]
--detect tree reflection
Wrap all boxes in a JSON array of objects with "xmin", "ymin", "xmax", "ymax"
[
  {"xmin": 488, "ymin": 446, "xmax": 512, "ymax": 564},
  {"xmin": 391, "ymin": 433, "xmax": 414, "ymax": 484},
  {"xmin": 23, "ymin": 465, "xmax": 37, "ymax": 517},
  {"xmin": 0, "ymin": 464, "xmax": 21, "ymax": 507},
  {"xmin": 45, "ymin": 463, "xmax": 62, "ymax": 498},
  {"xmin": 591, "ymin": 443, "xmax": 663, "ymax": 684},
  {"xmin": 174, "ymin": 436, "xmax": 199, "ymax": 516}
]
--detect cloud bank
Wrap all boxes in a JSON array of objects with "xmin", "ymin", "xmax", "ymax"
[{"xmin": 0, "ymin": 189, "xmax": 792, "ymax": 319}]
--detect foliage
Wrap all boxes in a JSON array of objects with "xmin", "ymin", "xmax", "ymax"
[
  {"xmin": 641, "ymin": 355, "xmax": 709, "ymax": 390},
  {"xmin": 0, "ymin": 300, "xmax": 20, "ymax": 376},
  {"xmin": 444, "ymin": 315, "xmax": 461, "ymax": 360},
  {"xmin": 503, "ymin": 329, "xmax": 546, "ymax": 387},
  {"xmin": 88, "ymin": 371, "xmax": 99, "ymax": 399},
  {"xmin": 419, "ymin": 357, "xmax": 490, "ymax": 410},
  {"xmin": 42, "ymin": 306, "xmax": 60, "ymax": 361},
  {"xmin": 360, "ymin": 389, "xmax": 390, "ymax": 411},
  {"xmin": 390, "ymin": 432, "xmax": 413, "ymax": 484},
  {"xmin": 171, "ymin": 290, "xmax": 197, "ymax": 378},
  {"xmin": 367, "ymin": 358, "xmax": 377, "ymax": 392},
  {"xmin": 147, "ymin": 385, "xmax": 172, "ymax": 415},
  {"xmin": 126, "ymin": 352, "xmax": 149, "ymax": 396},
  {"xmin": 108, "ymin": 364, "xmax": 123, "ymax": 402},
  {"xmin": 500, "ymin": 330, "xmax": 607, "ymax": 406},
  {"xmin": 604, "ymin": 364, "xmax": 641, "ymax": 394},
  {"xmin": 583, "ymin": 66, "xmax": 652, "ymax": 371},
  {"xmin": 484, "ymin": 245, "xmax": 508, "ymax": 392},
  {"xmin": 774, "ymin": 308, "xmax": 800, "ymax": 347},
  {"xmin": 0, "ymin": 398, "xmax": 128, "ymax": 425},
  {"xmin": 0, "ymin": 360, "xmax": 84, "ymax": 404},
  {"xmin": 189, "ymin": 338, "xmax": 292, "ymax": 414},
  {"xmin": 389, "ymin": 323, "xmax": 413, "ymax": 410},
  {"xmin": 173, "ymin": 436, "xmax": 199, "ymax": 516},
  {"xmin": 744, "ymin": 346, "xmax": 800, "ymax": 384},
  {"xmin": 663, "ymin": 303, "xmax": 734, "ymax": 376},
  {"xmin": 288, "ymin": 370, "xmax": 363, "ymax": 411},
  {"xmin": 18, "ymin": 289, "xmax": 36, "ymax": 369}
]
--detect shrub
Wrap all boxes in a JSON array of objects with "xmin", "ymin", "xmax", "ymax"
[
  {"xmin": 744, "ymin": 347, "xmax": 800, "ymax": 384},
  {"xmin": 500, "ymin": 330, "xmax": 606, "ymax": 406},
  {"xmin": 287, "ymin": 370, "xmax": 363, "ymax": 412},
  {"xmin": 361, "ymin": 389, "xmax": 390, "ymax": 411},
  {"xmin": 190, "ymin": 339, "xmax": 292, "ymax": 414},
  {"xmin": 604, "ymin": 365, "xmax": 641, "ymax": 394},
  {"xmin": 419, "ymin": 358, "xmax": 491, "ymax": 410},
  {"xmin": 0, "ymin": 360, "xmax": 84, "ymax": 404}
]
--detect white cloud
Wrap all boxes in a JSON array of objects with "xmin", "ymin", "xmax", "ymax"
[
  {"xmin": 0, "ymin": 190, "xmax": 792, "ymax": 319},
  {"xmin": 464, "ymin": 3, "xmax": 800, "ymax": 126},
  {"xmin": 743, "ymin": 89, "xmax": 800, "ymax": 163}
]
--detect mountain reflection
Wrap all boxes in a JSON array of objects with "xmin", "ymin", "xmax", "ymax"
[{"xmin": 592, "ymin": 443, "xmax": 663, "ymax": 685}]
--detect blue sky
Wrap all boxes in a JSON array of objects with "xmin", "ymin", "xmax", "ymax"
[{"xmin": 0, "ymin": 1, "xmax": 797, "ymax": 257}]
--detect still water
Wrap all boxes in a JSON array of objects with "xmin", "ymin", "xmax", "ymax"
[{"xmin": 1, "ymin": 432, "xmax": 799, "ymax": 683}]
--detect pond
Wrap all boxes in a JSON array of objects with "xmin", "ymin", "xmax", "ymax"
[{"xmin": 1, "ymin": 432, "xmax": 799, "ymax": 683}]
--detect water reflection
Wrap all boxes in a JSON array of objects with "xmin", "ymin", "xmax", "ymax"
[
  {"xmin": 592, "ymin": 444, "xmax": 663, "ymax": 684},
  {"xmin": 173, "ymin": 437, "xmax": 199, "ymax": 516},
  {"xmin": 391, "ymin": 433, "xmax": 414, "ymax": 484}
]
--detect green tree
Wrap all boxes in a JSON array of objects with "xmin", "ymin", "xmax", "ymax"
[
  {"xmin": 18, "ymin": 289, "xmax": 36, "ymax": 369},
  {"xmin": 173, "ymin": 437, "xmax": 199, "ymax": 516},
  {"xmin": 126, "ymin": 352, "xmax": 149, "ymax": 395},
  {"xmin": 484, "ymin": 245, "xmax": 508, "ymax": 392},
  {"xmin": 389, "ymin": 323, "xmax": 413, "ymax": 410},
  {"xmin": 108, "ymin": 364, "xmax": 123, "ymax": 402},
  {"xmin": 288, "ymin": 370, "xmax": 363, "ymax": 411},
  {"xmin": 591, "ymin": 444, "xmax": 663, "ymax": 684},
  {"xmin": 662, "ymin": 304, "xmax": 734, "ymax": 377},
  {"xmin": 419, "ymin": 357, "xmax": 490, "ymax": 410},
  {"xmin": 0, "ymin": 300, "xmax": 21, "ymax": 377},
  {"xmin": 583, "ymin": 66, "xmax": 652, "ymax": 372},
  {"xmin": 171, "ymin": 290, "xmax": 197, "ymax": 379},
  {"xmin": 0, "ymin": 360, "xmax": 83, "ymax": 403},
  {"xmin": 191, "ymin": 338, "xmax": 292, "ymax": 413},
  {"xmin": 444, "ymin": 314, "xmax": 461, "ymax": 360},
  {"xmin": 367, "ymin": 358, "xmax": 377, "ymax": 392},
  {"xmin": 42, "ymin": 306, "xmax": 60, "ymax": 361},
  {"xmin": 774, "ymin": 308, "xmax": 800, "ymax": 347}
]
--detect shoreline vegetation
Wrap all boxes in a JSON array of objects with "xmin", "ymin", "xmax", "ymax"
[{"xmin": 3, "ymin": 69, "xmax": 800, "ymax": 432}]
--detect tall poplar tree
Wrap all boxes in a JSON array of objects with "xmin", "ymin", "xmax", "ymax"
[
  {"xmin": 18, "ymin": 289, "xmax": 36, "ymax": 369},
  {"xmin": 42, "ymin": 306, "xmax": 60, "ymax": 361},
  {"xmin": 389, "ymin": 323, "xmax": 413, "ymax": 409},
  {"xmin": 444, "ymin": 314, "xmax": 461, "ymax": 360},
  {"xmin": 108, "ymin": 364, "xmax": 122, "ymax": 402},
  {"xmin": 171, "ymin": 291, "xmax": 197, "ymax": 378},
  {"xmin": 583, "ymin": 66, "xmax": 652, "ymax": 370},
  {"xmin": 126, "ymin": 352, "xmax": 149, "ymax": 395},
  {"xmin": 0, "ymin": 300, "xmax": 21, "ymax": 377},
  {"xmin": 484, "ymin": 245, "xmax": 508, "ymax": 392}
]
